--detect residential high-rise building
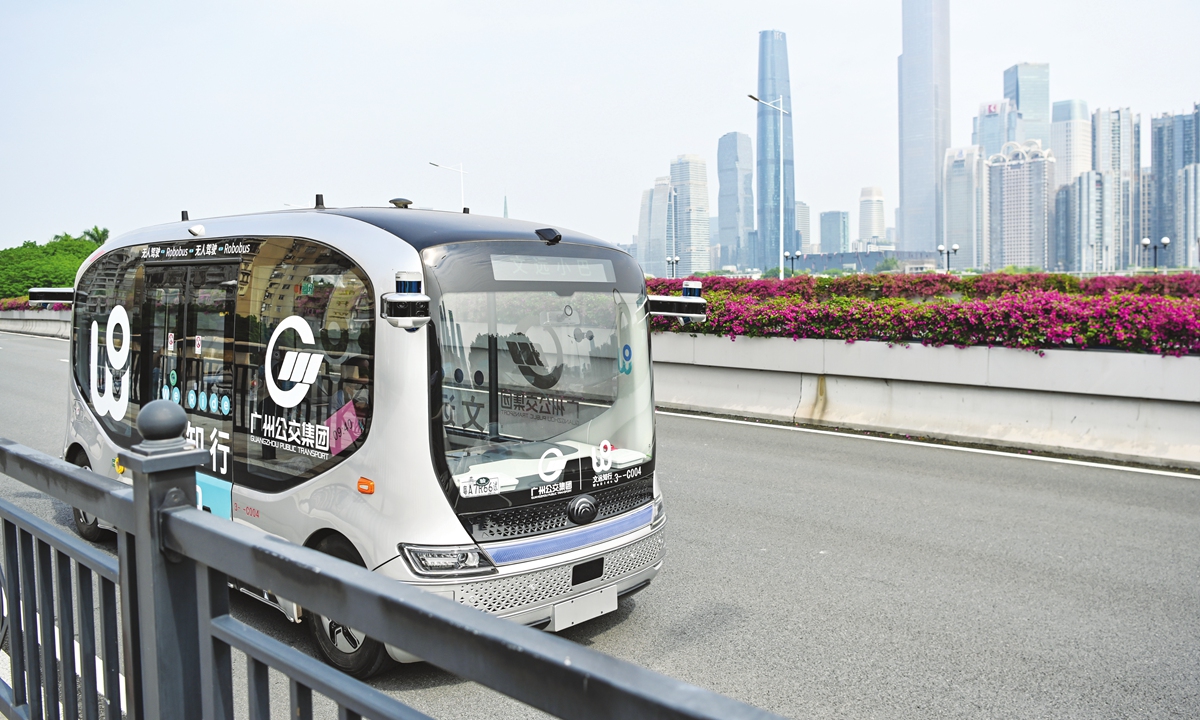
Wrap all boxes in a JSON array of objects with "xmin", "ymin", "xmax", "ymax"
[
  {"xmin": 1178, "ymin": 164, "xmax": 1200, "ymax": 268},
  {"xmin": 972, "ymin": 100, "xmax": 1021, "ymax": 158},
  {"xmin": 898, "ymin": 0, "xmax": 951, "ymax": 253},
  {"xmin": 943, "ymin": 146, "xmax": 987, "ymax": 269},
  {"xmin": 709, "ymin": 216, "xmax": 726, "ymax": 268},
  {"xmin": 1139, "ymin": 166, "xmax": 1154, "ymax": 248},
  {"xmin": 670, "ymin": 154, "xmax": 711, "ymax": 277},
  {"xmin": 636, "ymin": 177, "xmax": 673, "ymax": 277},
  {"xmin": 1004, "ymin": 63, "xmax": 1050, "ymax": 150},
  {"xmin": 1092, "ymin": 108, "xmax": 1141, "ymax": 268},
  {"xmin": 1054, "ymin": 184, "xmax": 1073, "ymax": 271},
  {"xmin": 1151, "ymin": 104, "xmax": 1200, "ymax": 266},
  {"xmin": 1051, "ymin": 100, "xmax": 1091, "ymax": 189},
  {"xmin": 717, "ymin": 131, "xmax": 755, "ymax": 270},
  {"xmin": 1068, "ymin": 171, "xmax": 1118, "ymax": 273},
  {"xmin": 987, "ymin": 141, "xmax": 1055, "ymax": 269},
  {"xmin": 755, "ymin": 30, "xmax": 796, "ymax": 272},
  {"xmin": 796, "ymin": 201, "xmax": 813, "ymax": 253},
  {"xmin": 858, "ymin": 187, "xmax": 886, "ymax": 249},
  {"xmin": 820, "ymin": 211, "xmax": 850, "ymax": 254}
]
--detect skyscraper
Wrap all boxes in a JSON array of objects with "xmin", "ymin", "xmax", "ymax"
[
  {"xmin": 898, "ymin": 0, "xmax": 951, "ymax": 253},
  {"xmin": 858, "ymin": 187, "xmax": 886, "ymax": 249},
  {"xmin": 820, "ymin": 211, "xmax": 850, "ymax": 254},
  {"xmin": 796, "ymin": 201, "xmax": 812, "ymax": 253},
  {"xmin": 1004, "ymin": 63, "xmax": 1050, "ymax": 150},
  {"xmin": 1092, "ymin": 108, "xmax": 1141, "ymax": 268},
  {"xmin": 670, "ymin": 154, "xmax": 711, "ymax": 277},
  {"xmin": 636, "ymin": 177, "xmax": 672, "ymax": 277},
  {"xmin": 1151, "ymin": 104, "xmax": 1200, "ymax": 266},
  {"xmin": 717, "ymin": 131, "xmax": 755, "ymax": 270},
  {"xmin": 972, "ymin": 100, "xmax": 1021, "ymax": 158},
  {"xmin": 756, "ymin": 30, "xmax": 796, "ymax": 271},
  {"xmin": 1069, "ymin": 171, "xmax": 1118, "ymax": 273},
  {"xmin": 987, "ymin": 141, "xmax": 1055, "ymax": 269},
  {"xmin": 943, "ymin": 147, "xmax": 987, "ymax": 269},
  {"xmin": 1051, "ymin": 100, "xmax": 1091, "ymax": 189},
  {"xmin": 1177, "ymin": 164, "xmax": 1200, "ymax": 268},
  {"xmin": 1139, "ymin": 167, "xmax": 1154, "ymax": 247}
]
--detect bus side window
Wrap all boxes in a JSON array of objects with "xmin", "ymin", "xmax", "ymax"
[{"xmin": 231, "ymin": 237, "xmax": 375, "ymax": 493}]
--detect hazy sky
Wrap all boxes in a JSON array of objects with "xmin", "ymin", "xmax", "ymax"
[{"xmin": 2, "ymin": 1, "xmax": 1198, "ymax": 250}]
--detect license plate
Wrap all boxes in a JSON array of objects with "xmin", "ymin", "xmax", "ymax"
[
  {"xmin": 549, "ymin": 586, "xmax": 617, "ymax": 632},
  {"xmin": 459, "ymin": 476, "xmax": 500, "ymax": 498}
]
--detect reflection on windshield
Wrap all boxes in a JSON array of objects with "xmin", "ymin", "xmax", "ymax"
[{"xmin": 436, "ymin": 287, "xmax": 652, "ymax": 497}]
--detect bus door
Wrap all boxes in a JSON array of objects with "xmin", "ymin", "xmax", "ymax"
[{"xmin": 143, "ymin": 262, "xmax": 238, "ymax": 518}]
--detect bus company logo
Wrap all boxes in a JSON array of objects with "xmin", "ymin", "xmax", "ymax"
[
  {"xmin": 266, "ymin": 316, "xmax": 324, "ymax": 408},
  {"xmin": 90, "ymin": 305, "xmax": 130, "ymax": 420},
  {"xmin": 506, "ymin": 336, "xmax": 563, "ymax": 390}
]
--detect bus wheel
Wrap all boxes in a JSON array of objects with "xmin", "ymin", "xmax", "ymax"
[
  {"xmin": 68, "ymin": 454, "xmax": 107, "ymax": 542},
  {"xmin": 307, "ymin": 535, "xmax": 393, "ymax": 679}
]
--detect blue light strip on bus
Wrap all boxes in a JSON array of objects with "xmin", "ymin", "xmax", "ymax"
[{"xmin": 483, "ymin": 504, "xmax": 654, "ymax": 566}]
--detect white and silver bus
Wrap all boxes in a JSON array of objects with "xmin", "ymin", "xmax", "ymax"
[{"xmin": 64, "ymin": 202, "xmax": 704, "ymax": 677}]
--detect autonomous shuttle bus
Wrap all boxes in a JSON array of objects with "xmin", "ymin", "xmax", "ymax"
[{"xmin": 64, "ymin": 202, "xmax": 705, "ymax": 676}]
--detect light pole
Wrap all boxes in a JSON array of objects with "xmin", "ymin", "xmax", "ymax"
[
  {"xmin": 749, "ymin": 93, "xmax": 789, "ymax": 281},
  {"xmin": 783, "ymin": 251, "xmax": 799, "ymax": 276},
  {"xmin": 937, "ymin": 243, "xmax": 959, "ymax": 273},
  {"xmin": 1142, "ymin": 236, "xmax": 1170, "ymax": 271},
  {"xmin": 666, "ymin": 255, "xmax": 681, "ymax": 279},
  {"xmin": 429, "ymin": 162, "xmax": 468, "ymax": 212}
]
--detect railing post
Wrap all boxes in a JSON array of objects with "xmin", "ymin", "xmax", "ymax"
[{"xmin": 119, "ymin": 400, "xmax": 210, "ymax": 720}]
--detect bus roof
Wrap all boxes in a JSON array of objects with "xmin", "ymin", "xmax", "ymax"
[{"xmin": 328, "ymin": 207, "xmax": 617, "ymax": 253}]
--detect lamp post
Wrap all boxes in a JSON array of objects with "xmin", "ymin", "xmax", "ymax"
[
  {"xmin": 666, "ymin": 255, "xmax": 681, "ymax": 279},
  {"xmin": 936, "ymin": 243, "xmax": 959, "ymax": 273},
  {"xmin": 1142, "ymin": 236, "xmax": 1170, "ymax": 271},
  {"xmin": 429, "ymin": 161, "xmax": 468, "ymax": 212},
  {"xmin": 783, "ymin": 251, "xmax": 799, "ymax": 276},
  {"xmin": 749, "ymin": 93, "xmax": 789, "ymax": 280}
]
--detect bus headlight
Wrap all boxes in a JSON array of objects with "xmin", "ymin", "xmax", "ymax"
[{"xmin": 401, "ymin": 544, "xmax": 497, "ymax": 577}]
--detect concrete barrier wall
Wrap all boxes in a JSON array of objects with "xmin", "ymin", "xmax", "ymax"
[
  {"xmin": 0, "ymin": 310, "xmax": 71, "ymax": 339},
  {"xmin": 652, "ymin": 333, "xmax": 1200, "ymax": 469}
]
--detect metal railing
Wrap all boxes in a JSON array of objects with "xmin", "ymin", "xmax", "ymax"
[{"xmin": 0, "ymin": 400, "xmax": 785, "ymax": 720}]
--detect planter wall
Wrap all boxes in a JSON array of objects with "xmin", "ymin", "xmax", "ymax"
[
  {"xmin": 652, "ymin": 333, "xmax": 1200, "ymax": 470},
  {"xmin": 0, "ymin": 310, "xmax": 71, "ymax": 339}
]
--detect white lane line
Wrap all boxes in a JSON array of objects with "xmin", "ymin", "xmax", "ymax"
[
  {"xmin": 0, "ymin": 618, "xmax": 128, "ymax": 709},
  {"xmin": 656, "ymin": 410, "xmax": 1200, "ymax": 480},
  {"xmin": 59, "ymin": 359, "xmax": 68, "ymax": 363},
  {"xmin": 0, "ymin": 331, "xmax": 69, "ymax": 342}
]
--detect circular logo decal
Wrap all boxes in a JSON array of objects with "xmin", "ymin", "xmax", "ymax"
[{"xmin": 187, "ymin": 389, "xmax": 197, "ymax": 408}]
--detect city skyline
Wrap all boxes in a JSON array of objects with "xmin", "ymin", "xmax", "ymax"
[{"xmin": 3, "ymin": 2, "xmax": 1200, "ymax": 254}]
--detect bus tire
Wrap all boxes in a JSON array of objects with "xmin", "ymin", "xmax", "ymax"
[
  {"xmin": 306, "ymin": 534, "xmax": 393, "ymax": 679},
  {"xmin": 68, "ymin": 453, "xmax": 107, "ymax": 542}
]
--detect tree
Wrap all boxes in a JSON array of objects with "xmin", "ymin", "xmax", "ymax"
[
  {"xmin": 873, "ymin": 257, "xmax": 900, "ymax": 273},
  {"xmin": 0, "ymin": 228, "xmax": 109, "ymax": 298},
  {"xmin": 81, "ymin": 226, "xmax": 109, "ymax": 244}
]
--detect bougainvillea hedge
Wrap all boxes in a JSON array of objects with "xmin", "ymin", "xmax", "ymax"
[
  {"xmin": 647, "ymin": 274, "xmax": 1200, "ymax": 356},
  {"xmin": 0, "ymin": 297, "xmax": 70, "ymax": 311},
  {"xmin": 647, "ymin": 272, "xmax": 1200, "ymax": 301}
]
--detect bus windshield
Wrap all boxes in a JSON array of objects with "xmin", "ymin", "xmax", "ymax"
[{"xmin": 423, "ymin": 241, "xmax": 653, "ymax": 506}]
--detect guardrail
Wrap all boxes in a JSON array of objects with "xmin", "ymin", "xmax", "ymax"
[{"xmin": 0, "ymin": 400, "xmax": 784, "ymax": 720}]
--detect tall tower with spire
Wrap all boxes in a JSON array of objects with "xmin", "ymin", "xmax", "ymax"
[{"xmin": 755, "ymin": 30, "xmax": 796, "ymax": 272}]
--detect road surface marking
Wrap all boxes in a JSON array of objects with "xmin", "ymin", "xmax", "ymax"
[{"xmin": 657, "ymin": 411, "xmax": 1199, "ymax": 480}]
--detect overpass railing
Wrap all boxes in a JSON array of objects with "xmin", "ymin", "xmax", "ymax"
[{"xmin": 0, "ymin": 400, "xmax": 785, "ymax": 720}]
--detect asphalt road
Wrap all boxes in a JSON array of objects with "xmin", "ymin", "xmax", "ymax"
[{"xmin": 1, "ymin": 329, "xmax": 1198, "ymax": 719}]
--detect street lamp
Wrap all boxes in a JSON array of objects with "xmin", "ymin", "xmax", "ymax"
[
  {"xmin": 1142, "ymin": 236, "xmax": 1170, "ymax": 271},
  {"xmin": 783, "ymin": 250, "xmax": 799, "ymax": 276},
  {"xmin": 936, "ymin": 243, "xmax": 959, "ymax": 273},
  {"xmin": 666, "ymin": 255, "xmax": 681, "ymax": 279},
  {"xmin": 748, "ymin": 93, "xmax": 789, "ymax": 281},
  {"xmin": 429, "ymin": 161, "xmax": 468, "ymax": 212}
]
